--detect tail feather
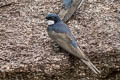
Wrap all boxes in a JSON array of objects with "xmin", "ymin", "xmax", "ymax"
[
  {"xmin": 76, "ymin": 47, "xmax": 100, "ymax": 74},
  {"xmin": 81, "ymin": 59, "xmax": 100, "ymax": 74}
]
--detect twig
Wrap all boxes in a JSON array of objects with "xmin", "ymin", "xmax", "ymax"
[
  {"xmin": 78, "ymin": 0, "xmax": 85, "ymax": 9},
  {"xmin": 0, "ymin": 2, "xmax": 15, "ymax": 8}
]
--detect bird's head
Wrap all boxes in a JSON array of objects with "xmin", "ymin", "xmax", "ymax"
[{"xmin": 46, "ymin": 13, "xmax": 61, "ymax": 26}]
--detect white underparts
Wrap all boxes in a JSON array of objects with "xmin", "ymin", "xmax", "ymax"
[{"xmin": 47, "ymin": 20, "xmax": 55, "ymax": 25}]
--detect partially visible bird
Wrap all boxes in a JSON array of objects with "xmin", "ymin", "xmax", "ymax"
[
  {"xmin": 62, "ymin": 0, "xmax": 72, "ymax": 9},
  {"xmin": 45, "ymin": 13, "xmax": 100, "ymax": 74}
]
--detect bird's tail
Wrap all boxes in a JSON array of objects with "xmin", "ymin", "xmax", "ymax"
[{"xmin": 81, "ymin": 59, "xmax": 100, "ymax": 74}]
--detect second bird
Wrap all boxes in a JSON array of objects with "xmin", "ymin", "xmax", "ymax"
[
  {"xmin": 62, "ymin": 0, "xmax": 72, "ymax": 9},
  {"xmin": 46, "ymin": 13, "xmax": 100, "ymax": 74}
]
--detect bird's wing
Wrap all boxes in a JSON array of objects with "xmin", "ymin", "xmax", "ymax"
[
  {"xmin": 48, "ymin": 31, "xmax": 73, "ymax": 53},
  {"xmin": 48, "ymin": 31, "xmax": 87, "ymax": 60}
]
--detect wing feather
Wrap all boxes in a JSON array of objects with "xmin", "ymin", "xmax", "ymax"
[{"xmin": 48, "ymin": 31, "xmax": 87, "ymax": 60}]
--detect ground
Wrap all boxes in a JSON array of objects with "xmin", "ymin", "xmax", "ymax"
[{"xmin": 0, "ymin": 0, "xmax": 120, "ymax": 80}]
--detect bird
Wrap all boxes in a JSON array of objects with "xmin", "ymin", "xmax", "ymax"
[
  {"xmin": 62, "ymin": 0, "xmax": 72, "ymax": 9},
  {"xmin": 45, "ymin": 13, "xmax": 100, "ymax": 74}
]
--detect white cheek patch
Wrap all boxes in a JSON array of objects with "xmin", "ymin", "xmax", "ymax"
[{"xmin": 47, "ymin": 20, "xmax": 55, "ymax": 25}]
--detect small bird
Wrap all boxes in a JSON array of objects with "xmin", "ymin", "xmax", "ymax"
[
  {"xmin": 46, "ymin": 13, "xmax": 100, "ymax": 74},
  {"xmin": 62, "ymin": 0, "xmax": 72, "ymax": 9}
]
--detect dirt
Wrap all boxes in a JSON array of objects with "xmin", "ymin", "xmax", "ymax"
[{"xmin": 0, "ymin": 0, "xmax": 120, "ymax": 80}]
